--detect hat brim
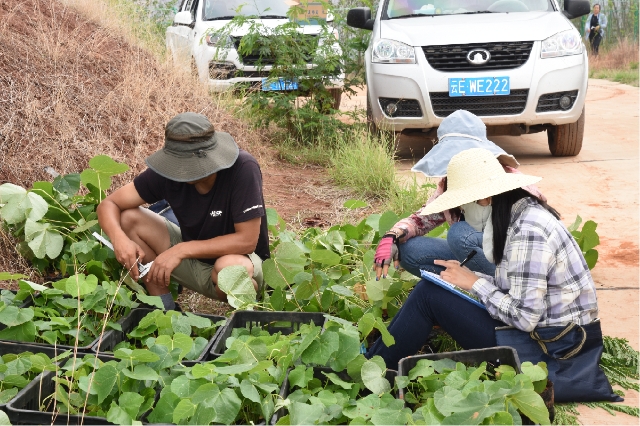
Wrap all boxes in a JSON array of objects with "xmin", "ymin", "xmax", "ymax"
[
  {"xmin": 411, "ymin": 138, "xmax": 520, "ymax": 177},
  {"xmin": 420, "ymin": 173, "xmax": 542, "ymax": 215},
  {"xmin": 146, "ymin": 132, "xmax": 239, "ymax": 182}
]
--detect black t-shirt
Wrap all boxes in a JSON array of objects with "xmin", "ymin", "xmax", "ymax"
[{"xmin": 133, "ymin": 150, "xmax": 270, "ymax": 264}]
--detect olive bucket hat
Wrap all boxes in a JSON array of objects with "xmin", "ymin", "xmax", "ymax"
[{"xmin": 145, "ymin": 112, "xmax": 239, "ymax": 182}]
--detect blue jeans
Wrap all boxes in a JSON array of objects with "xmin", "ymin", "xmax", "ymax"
[
  {"xmin": 366, "ymin": 279, "xmax": 506, "ymax": 369},
  {"xmin": 399, "ymin": 221, "xmax": 496, "ymax": 277}
]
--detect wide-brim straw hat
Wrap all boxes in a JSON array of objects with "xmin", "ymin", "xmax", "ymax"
[
  {"xmin": 420, "ymin": 148, "xmax": 542, "ymax": 216},
  {"xmin": 146, "ymin": 112, "xmax": 239, "ymax": 182},
  {"xmin": 411, "ymin": 110, "xmax": 519, "ymax": 178}
]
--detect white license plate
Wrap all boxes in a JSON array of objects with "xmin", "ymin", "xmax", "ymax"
[
  {"xmin": 261, "ymin": 78, "xmax": 298, "ymax": 91},
  {"xmin": 448, "ymin": 77, "xmax": 510, "ymax": 97}
]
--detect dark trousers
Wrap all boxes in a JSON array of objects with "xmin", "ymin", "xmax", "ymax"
[
  {"xmin": 366, "ymin": 279, "xmax": 506, "ymax": 369},
  {"xmin": 590, "ymin": 33, "xmax": 602, "ymax": 55}
]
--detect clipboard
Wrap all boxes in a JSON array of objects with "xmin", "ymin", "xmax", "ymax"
[{"xmin": 420, "ymin": 270, "xmax": 486, "ymax": 310}]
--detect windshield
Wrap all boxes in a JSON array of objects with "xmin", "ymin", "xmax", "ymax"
[
  {"xmin": 385, "ymin": 0, "xmax": 553, "ymax": 18},
  {"xmin": 203, "ymin": 0, "xmax": 328, "ymax": 22}
]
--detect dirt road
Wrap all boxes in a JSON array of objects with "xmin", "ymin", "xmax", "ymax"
[{"xmin": 344, "ymin": 79, "xmax": 640, "ymax": 424}]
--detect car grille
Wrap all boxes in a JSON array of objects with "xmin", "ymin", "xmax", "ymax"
[
  {"xmin": 422, "ymin": 41, "xmax": 534, "ymax": 71},
  {"xmin": 209, "ymin": 62, "xmax": 271, "ymax": 80},
  {"xmin": 232, "ymin": 35, "xmax": 317, "ymax": 66},
  {"xmin": 429, "ymin": 90, "xmax": 529, "ymax": 117},
  {"xmin": 378, "ymin": 98, "xmax": 423, "ymax": 117},
  {"xmin": 536, "ymin": 90, "xmax": 579, "ymax": 112}
]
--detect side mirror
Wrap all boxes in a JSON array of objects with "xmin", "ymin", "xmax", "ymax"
[
  {"xmin": 174, "ymin": 10, "xmax": 195, "ymax": 27},
  {"xmin": 326, "ymin": 11, "xmax": 335, "ymax": 23},
  {"xmin": 347, "ymin": 7, "xmax": 374, "ymax": 30},
  {"xmin": 563, "ymin": 0, "xmax": 590, "ymax": 19}
]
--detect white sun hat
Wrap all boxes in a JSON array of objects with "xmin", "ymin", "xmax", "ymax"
[
  {"xmin": 411, "ymin": 110, "xmax": 519, "ymax": 178},
  {"xmin": 420, "ymin": 148, "xmax": 542, "ymax": 216}
]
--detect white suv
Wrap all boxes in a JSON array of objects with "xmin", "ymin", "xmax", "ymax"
[
  {"xmin": 166, "ymin": 0, "xmax": 344, "ymax": 107},
  {"xmin": 347, "ymin": 0, "xmax": 591, "ymax": 156}
]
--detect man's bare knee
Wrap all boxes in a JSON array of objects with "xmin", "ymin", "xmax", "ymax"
[{"xmin": 120, "ymin": 208, "xmax": 147, "ymax": 236}]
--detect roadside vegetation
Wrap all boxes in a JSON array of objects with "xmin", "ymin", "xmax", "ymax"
[{"xmin": 588, "ymin": 38, "xmax": 639, "ymax": 86}]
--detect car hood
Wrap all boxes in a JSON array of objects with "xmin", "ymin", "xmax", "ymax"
[
  {"xmin": 201, "ymin": 19, "xmax": 325, "ymax": 37},
  {"xmin": 380, "ymin": 12, "xmax": 572, "ymax": 45}
]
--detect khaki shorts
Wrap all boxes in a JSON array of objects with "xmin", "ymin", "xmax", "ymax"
[{"xmin": 164, "ymin": 219, "xmax": 264, "ymax": 301}]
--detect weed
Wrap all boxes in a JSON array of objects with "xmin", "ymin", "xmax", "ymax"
[{"xmin": 588, "ymin": 38, "xmax": 640, "ymax": 86}]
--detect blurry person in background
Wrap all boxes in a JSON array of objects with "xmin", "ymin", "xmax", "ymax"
[{"xmin": 585, "ymin": 3, "xmax": 607, "ymax": 55}]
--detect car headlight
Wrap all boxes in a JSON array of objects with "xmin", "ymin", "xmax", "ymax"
[
  {"xmin": 372, "ymin": 39, "xmax": 416, "ymax": 64},
  {"xmin": 541, "ymin": 30, "xmax": 583, "ymax": 58},
  {"xmin": 205, "ymin": 34, "xmax": 233, "ymax": 48}
]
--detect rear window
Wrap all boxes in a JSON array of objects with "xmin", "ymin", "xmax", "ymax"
[{"xmin": 385, "ymin": 0, "xmax": 554, "ymax": 18}]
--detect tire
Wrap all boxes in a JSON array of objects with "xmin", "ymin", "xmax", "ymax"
[
  {"xmin": 329, "ymin": 88, "xmax": 342, "ymax": 110},
  {"xmin": 547, "ymin": 106, "xmax": 585, "ymax": 156}
]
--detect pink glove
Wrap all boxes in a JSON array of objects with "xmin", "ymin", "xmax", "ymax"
[{"xmin": 374, "ymin": 236, "xmax": 395, "ymax": 266}]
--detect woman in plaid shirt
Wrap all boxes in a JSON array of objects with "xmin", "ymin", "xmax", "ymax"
[{"xmin": 367, "ymin": 148, "xmax": 599, "ymax": 370}]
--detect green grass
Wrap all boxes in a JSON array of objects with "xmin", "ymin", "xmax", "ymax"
[{"xmin": 589, "ymin": 68, "xmax": 639, "ymax": 86}]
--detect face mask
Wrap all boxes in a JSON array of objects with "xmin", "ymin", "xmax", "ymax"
[
  {"xmin": 460, "ymin": 202, "xmax": 492, "ymax": 232},
  {"xmin": 483, "ymin": 218, "xmax": 495, "ymax": 264}
]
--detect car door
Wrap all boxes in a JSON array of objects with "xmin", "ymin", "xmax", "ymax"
[{"xmin": 167, "ymin": 0, "xmax": 199, "ymax": 68}]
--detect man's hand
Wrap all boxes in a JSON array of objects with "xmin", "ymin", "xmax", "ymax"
[
  {"xmin": 113, "ymin": 237, "xmax": 146, "ymax": 281},
  {"xmin": 373, "ymin": 234, "xmax": 400, "ymax": 280},
  {"xmin": 434, "ymin": 259, "xmax": 478, "ymax": 290},
  {"xmin": 145, "ymin": 245, "xmax": 184, "ymax": 289}
]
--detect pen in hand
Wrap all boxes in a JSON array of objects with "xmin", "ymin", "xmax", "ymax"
[{"xmin": 459, "ymin": 250, "xmax": 477, "ymax": 268}]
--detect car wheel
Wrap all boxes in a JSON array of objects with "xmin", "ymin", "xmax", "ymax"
[
  {"xmin": 547, "ymin": 106, "xmax": 585, "ymax": 156},
  {"xmin": 329, "ymin": 88, "xmax": 342, "ymax": 110}
]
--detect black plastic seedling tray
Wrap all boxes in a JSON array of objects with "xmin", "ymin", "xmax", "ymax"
[
  {"xmin": 6, "ymin": 370, "xmax": 113, "ymax": 425},
  {"xmin": 210, "ymin": 310, "xmax": 326, "ymax": 359},
  {"xmin": 271, "ymin": 366, "xmax": 398, "ymax": 425},
  {"xmin": 397, "ymin": 346, "xmax": 521, "ymax": 399},
  {"xmin": 91, "ymin": 308, "xmax": 225, "ymax": 366}
]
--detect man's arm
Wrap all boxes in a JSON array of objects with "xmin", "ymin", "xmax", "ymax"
[
  {"xmin": 146, "ymin": 217, "xmax": 262, "ymax": 287},
  {"xmin": 97, "ymin": 182, "xmax": 148, "ymax": 278}
]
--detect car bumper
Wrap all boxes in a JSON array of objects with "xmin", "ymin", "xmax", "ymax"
[{"xmin": 366, "ymin": 41, "xmax": 588, "ymax": 131}]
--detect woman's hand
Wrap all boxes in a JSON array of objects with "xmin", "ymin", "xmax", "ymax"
[{"xmin": 434, "ymin": 259, "xmax": 479, "ymax": 290}]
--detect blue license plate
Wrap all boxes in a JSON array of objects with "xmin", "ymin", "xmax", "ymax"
[
  {"xmin": 448, "ymin": 77, "xmax": 510, "ymax": 97},
  {"xmin": 261, "ymin": 78, "xmax": 298, "ymax": 91}
]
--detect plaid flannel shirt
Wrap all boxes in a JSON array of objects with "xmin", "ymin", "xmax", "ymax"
[{"xmin": 471, "ymin": 198, "xmax": 599, "ymax": 332}]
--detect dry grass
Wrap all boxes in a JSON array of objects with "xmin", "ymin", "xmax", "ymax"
[
  {"xmin": 588, "ymin": 38, "xmax": 639, "ymax": 86},
  {"xmin": 0, "ymin": 0, "xmax": 274, "ymax": 285}
]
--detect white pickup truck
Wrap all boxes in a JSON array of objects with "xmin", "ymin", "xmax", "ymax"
[
  {"xmin": 347, "ymin": 0, "xmax": 591, "ymax": 156},
  {"xmin": 166, "ymin": 0, "xmax": 344, "ymax": 108}
]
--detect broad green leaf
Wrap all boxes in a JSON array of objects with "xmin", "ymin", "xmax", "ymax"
[
  {"xmin": 65, "ymin": 274, "xmax": 98, "ymax": 297},
  {"xmin": 148, "ymin": 345, "xmax": 181, "ymax": 370},
  {"xmin": 136, "ymin": 294, "xmax": 165, "ymax": 310},
  {"xmin": 373, "ymin": 317, "xmax": 395, "ymax": 347},
  {"xmin": 191, "ymin": 383, "xmax": 219, "ymax": 404},
  {"xmin": 0, "ymin": 388, "xmax": 19, "ymax": 404},
  {"xmin": 347, "ymin": 355, "xmax": 367, "ymax": 383},
  {"xmin": 409, "ymin": 359, "xmax": 435, "ymax": 380},
  {"xmin": 93, "ymin": 364, "xmax": 118, "ymax": 404},
  {"xmin": 371, "ymin": 406, "xmax": 412, "ymax": 425},
  {"xmin": 421, "ymin": 398, "xmax": 445, "ymax": 424},
  {"xmin": 584, "ymin": 249, "xmax": 598, "ymax": 270},
  {"xmin": 325, "ymin": 230, "xmax": 345, "ymax": 254},
  {"xmin": 121, "ymin": 364, "xmax": 160, "ymax": 381},
  {"xmin": 343, "ymin": 393, "xmax": 381, "ymax": 420},
  {"xmin": 0, "ymin": 273, "xmax": 27, "ymax": 281},
  {"xmin": 72, "ymin": 220, "xmax": 99, "ymax": 234},
  {"xmin": 485, "ymin": 411, "xmax": 515, "ymax": 424},
  {"xmin": 0, "ymin": 321, "xmax": 36, "ymax": 342},
  {"xmin": 229, "ymin": 338, "xmax": 268, "ymax": 364},
  {"xmin": 434, "ymin": 387, "xmax": 464, "ymax": 416},
  {"xmin": 0, "ymin": 409, "xmax": 11, "ymax": 425},
  {"xmin": 378, "ymin": 211, "xmax": 400, "ymax": 236},
  {"xmin": 119, "ymin": 392, "xmax": 144, "ymax": 420},
  {"xmin": 213, "ymin": 363, "xmax": 257, "ymax": 375},
  {"xmin": 289, "ymin": 401, "xmax": 324, "ymax": 425},
  {"xmin": 366, "ymin": 277, "xmax": 390, "ymax": 303},
  {"xmin": 240, "ymin": 379, "xmax": 261, "ymax": 403},
  {"xmin": 217, "ymin": 265, "xmax": 256, "ymax": 309},
  {"xmin": 89, "ymin": 155, "xmax": 130, "ymax": 175},
  {"xmin": 301, "ymin": 330, "xmax": 339, "ymax": 365},
  {"xmin": 171, "ymin": 315, "xmax": 191, "ymax": 335},
  {"xmin": 310, "ymin": 249, "xmax": 341, "ymax": 266},
  {"xmin": 288, "ymin": 365, "xmax": 313, "ymax": 389},
  {"xmin": 361, "ymin": 360, "xmax": 391, "ymax": 394},
  {"xmin": 328, "ymin": 328, "xmax": 361, "ymax": 372},
  {"xmin": 53, "ymin": 173, "xmax": 81, "ymax": 197},
  {"xmin": 107, "ymin": 404, "xmax": 133, "ymax": 425},
  {"xmin": 24, "ymin": 219, "xmax": 64, "ymax": 259},
  {"xmin": 265, "ymin": 242, "xmax": 307, "ymax": 288},
  {"xmin": 0, "ymin": 306, "xmax": 34, "ymax": 327},
  {"xmin": 80, "ymin": 169, "xmax": 110, "ymax": 192},
  {"xmin": 69, "ymin": 240, "xmax": 97, "ymax": 255},
  {"xmin": 507, "ymin": 388, "xmax": 550, "ymax": 425},
  {"xmin": 0, "ymin": 184, "xmax": 48, "ymax": 224},
  {"xmin": 520, "ymin": 362, "xmax": 547, "ymax": 382},
  {"xmin": 171, "ymin": 375, "xmax": 200, "ymax": 398},
  {"xmin": 442, "ymin": 391, "xmax": 505, "ymax": 425},
  {"xmin": 184, "ymin": 312, "xmax": 212, "ymax": 329},
  {"xmin": 567, "ymin": 215, "xmax": 582, "ymax": 232},
  {"xmin": 344, "ymin": 199, "xmax": 368, "ymax": 209},
  {"xmin": 147, "ymin": 392, "xmax": 180, "ymax": 424},
  {"xmin": 358, "ymin": 313, "xmax": 376, "ymax": 338},
  {"xmin": 322, "ymin": 372, "xmax": 353, "ymax": 389},
  {"xmin": 211, "ymin": 388, "xmax": 242, "ymax": 425}
]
